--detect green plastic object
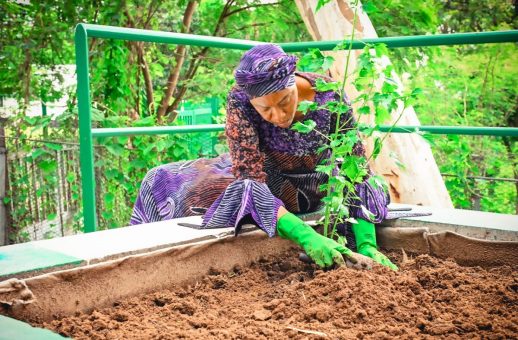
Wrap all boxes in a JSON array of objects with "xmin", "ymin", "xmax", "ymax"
[
  {"xmin": 0, "ymin": 315, "xmax": 67, "ymax": 340},
  {"xmin": 0, "ymin": 244, "xmax": 83, "ymax": 277},
  {"xmin": 177, "ymin": 98, "xmax": 220, "ymax": 157},
  {"xmin": 277, "ymin": 212, "xmax": 354, "ymax": 268},
  {"xmin": 351, "ymin": 219, "xmax": 398, "ymax": 271},
  {"xmin": 74, "ymin": 23, "xmax": 517, "ymax": 233}
]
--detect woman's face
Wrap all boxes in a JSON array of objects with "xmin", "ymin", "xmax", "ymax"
[{"xmin": 250, "ymin": 85, "xmax": 298, "ymax": 129}]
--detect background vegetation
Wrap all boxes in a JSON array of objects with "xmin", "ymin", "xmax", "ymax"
[{"xmin": 0, "ymin": 0, "xmax": 516, "ymax": 242}]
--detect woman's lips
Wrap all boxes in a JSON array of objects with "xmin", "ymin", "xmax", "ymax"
[{"xmin": 277, "ymin": 120, "xmax": 292, "ymax": 128}]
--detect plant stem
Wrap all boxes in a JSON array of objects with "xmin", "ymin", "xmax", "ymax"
[{"xmin": 323, "ymin": 0, "xmax": 360, "ymax": 238}]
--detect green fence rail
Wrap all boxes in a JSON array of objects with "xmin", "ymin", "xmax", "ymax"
[{"xmin": 75, "ymin": 23, "xmax": 518, "ymax": 232}]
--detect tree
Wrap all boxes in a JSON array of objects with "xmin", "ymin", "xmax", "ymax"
[{"xmin": 295, "ymin": 0, "xmax": 453, "ymax": 207}]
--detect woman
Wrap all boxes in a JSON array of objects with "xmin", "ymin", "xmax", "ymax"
[{"xmin": 131, "ymin": 44, "xmax": 397, "ymax": 270}]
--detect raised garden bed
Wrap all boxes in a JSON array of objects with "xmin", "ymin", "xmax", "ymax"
[{"xmin": 39, "ymin": 248, "xmax": 517, "ymax": 339}]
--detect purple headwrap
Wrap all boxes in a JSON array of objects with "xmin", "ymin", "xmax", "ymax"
[{"xmin": 235, "ymin": 44, "xmax": 298, "ymax": 98}]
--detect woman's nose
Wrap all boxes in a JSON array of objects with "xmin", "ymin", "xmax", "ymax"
[{"xmin": 272, "ymin": 108, "xmax": 286, "ymax": 122}]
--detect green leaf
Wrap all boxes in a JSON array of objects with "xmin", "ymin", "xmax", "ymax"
[
  {"xmin": 129, "ymin": 159, "xmax": 147, "ymax": 170},
  {"xmin": 36, "ymin": 187, "xmax": 44, "ymax": 197},
  {"xmin": 362, "ymin": 1, "xmax": 378, "ymax": 14},
  {"xmin": 105, "ymin": 168, "xmax": 121, "ymax": 180},
  {"xmin": 156, "ymin": 139, "xmax": 168, "ymax": 152},
  {"xmin": 321, "ymin": 56, "xmax": 335, "ymax": 71},
  {"xmin": 315, "ymin": 78, "xmax": 340, "ymax": 92},
  {"xmin": 30, "ymin": 148, "xmax": 48, "ymax": 160},
  {"xmin": 372, "ymin": 137, "xmax": 383, "ymax": 160},
  {"xmin": 411, "ymin": 88, "xmax": 423, "ymax": 97},
  {"xmin": 133, "ymin": 115, "xmax": 156, "ymax": 127},
  {"xmin": 319, "ymin": 183, "xmax": 329, "ymax": 193},
  {"xmin": 334, "ymin": 143, "xmax": 353, "ymax": 156},
  {"xmin": 374, "ymin": 105, "xmax": 390, "ymax": 125},
  {"xmin": 331, "ymin": 195, "xmax": 343, "ymax": 210},
  {"xmin": 291, "ymin": 120, "xmax": 316, "ymax": 134},
  {"xmin": 374, "ymin": 43, "xmax": 388, "ymax": 57},
  {"xmin": 66, "ymin": 172, "xmax": 76, "ymax": 183},
  {"xmin": 173, "ymin": 146, "xmax": 185, "ymax": 158},
  {"xmin": 316, "ymin": 0, "xmax": 332, "ymax": 12},
  {"xmin": 358, "ymin": 106, "xmax": 371, "ymax": 115},
  {"xmin": 298, "ymin": 49, "xmax": 325, "ymax": 72},
  {"xmin": 106, "ymin": 143, "xmax": 125, "ymax": 157},
  {"xmin": 358, "ymin": 123, "xmax": 377, "ymax": 137},
  {"xmin": 91, "ymin": 108, "xmax": 104, "ymax": 122},
  {"xmin": 142, "ymin": 143, "xmax": 156, "ymax": 155},
  {"xmin": 37, "ymin": 159, "xmax": 57, "ymax": 173},
  {"xmin": 315, "ymin": 164, "xmax": 334, "ymax": 174},
  {"xmin": 104, "ymin": 192, "xmax": 115, "ymax": 204},
  {"xmin": 342, "ymin": 158, "xmax": 360, "ymax": 181},
  {"xmin": 297, "ymin": 100, "xmax": 318, "ymax": 114},
  {"xmin": 44, "ymin": 142, "xmax": 63, "ymax": 151},
  {"xmin": 419, "ymin": 132, "xmax": 437, "ymax": 146},
  {"xmin": 47, "ymin": 213, "xmax": 57, "ymax": 220},
  {"xmin": 381, "ymin": 81, "xmax": 398, "ymax": 94},
  {"xmin": 323, "ymin": 100, "xmax": 350, "ymax": 114}
]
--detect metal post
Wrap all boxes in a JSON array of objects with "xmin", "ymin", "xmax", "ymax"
[
  {"xmin": 75, "ymin": 24, "xmax": 97, "ymax": 232},
  {"xmin": 41, "ymin": 90, "xmax": 48, "ymax": 138},
  {"xmin": 279, "ymin": 30, "xmax": 518, "ymax": 52},
  {"xmin": 0, "ymin": 117, "xmax": 11, "ymax": 245}
]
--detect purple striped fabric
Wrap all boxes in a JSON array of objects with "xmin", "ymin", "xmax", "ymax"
[{"xmin": 234, "ymin": 44, "xmax": 297, "ymax": 98}]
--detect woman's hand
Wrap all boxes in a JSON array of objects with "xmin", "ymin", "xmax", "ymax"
[
  {"xmin": 352, "ymin": 219, "xmax": 398, "ymax": 271},
  {"xmin": 277, "ymin": 211, "xmax": 357, "ymax": 268}
]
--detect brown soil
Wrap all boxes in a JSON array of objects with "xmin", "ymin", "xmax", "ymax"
[{"xmin": 40, "ymin": 248, "xmax": 517, "ymax": 339}]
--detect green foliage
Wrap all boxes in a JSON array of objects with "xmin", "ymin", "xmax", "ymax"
[
  {"xmin": 298, "ymin": 49, "xmax": 335, "ymax": 72},
  {"xmin": 363, "ymin": 0, "xmax": 517, "ymax": 214},
  {"xmin": 2, "ymin": 0, "xmax": 311, "ymax": 240},
  {"xmin": 291, "ymin": 0, "xmax": 413, "ymax": 239}
]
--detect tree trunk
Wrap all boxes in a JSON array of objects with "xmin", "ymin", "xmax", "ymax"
[
  {"xmin": 295, "ymin": 0, "xmax": 453, "ymax": 208},
  {"xmin": 124, "ymin": 5, "xmax": 156, "ymax": 117},
  {"xmin": 137, "ymin": 42, "xmax": 154, "ymax": 115},
  {"xmin": 156, "ymin": 1, "xmax": 198, "ymax": 123},
  {"xmin": 167, "ymin": 0, "xmax": 235, "ymax": 120}
]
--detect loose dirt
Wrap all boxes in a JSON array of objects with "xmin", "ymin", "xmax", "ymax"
[{"xmin": 41, "ymin": 248, "xmax": 517, "ymax": 339}]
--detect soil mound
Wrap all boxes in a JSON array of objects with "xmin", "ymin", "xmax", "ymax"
[{"xmin": 41, "ymin": 248, "xmax": 517, "ymax": 339}]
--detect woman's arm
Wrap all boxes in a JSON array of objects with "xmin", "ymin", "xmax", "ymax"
[{"xmin": 225, "ymin": 92, "xmax": 267, "ymax": 182}]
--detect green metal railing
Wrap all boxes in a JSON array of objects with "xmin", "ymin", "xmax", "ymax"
[{"xmin": 75, "ymin": 23, "xmax": 518, "ymax": 232}]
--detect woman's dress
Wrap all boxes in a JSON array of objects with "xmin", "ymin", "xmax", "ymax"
[{"xmin": 131, "ymin": 72, "xmax": 389, "ymax": 238}]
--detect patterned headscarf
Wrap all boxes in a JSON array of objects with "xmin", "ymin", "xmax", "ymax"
[{"xmin": 234, "ymin": 44, "xmax": 298, "ymax": 99}]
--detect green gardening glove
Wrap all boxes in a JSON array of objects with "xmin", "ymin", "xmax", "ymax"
[
  {"xmin": 352, "ymin": 219, "xmax": 398, "ymax": 271},
  {"xmin": 277, "ymin": 212, "xmax": 356, "ymax": 268}
]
